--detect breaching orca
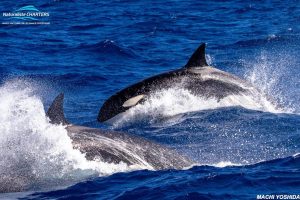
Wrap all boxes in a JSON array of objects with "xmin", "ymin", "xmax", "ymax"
[
  {"xmin": 47, "ymin": 93, "xmax": 193, "ymax": 170},
  {"xmin": 98, "ymin": 43, "xmax": 256, "ymax": 122}
]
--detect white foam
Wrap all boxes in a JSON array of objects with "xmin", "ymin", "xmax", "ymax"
[
  {"xmin": 212, "ymin": 161, "xmax": 242, "ymax": 168},
  {"xmin": 0, "ymin": 80, "xmax": 147, "ymax": 192},
  {"xmin": 111, "ymin": 86, "xmax": 283, "ymax": 127},
  {"xmin": 293, "ymin": 153, "xmax": 300, "ymax": 158}
]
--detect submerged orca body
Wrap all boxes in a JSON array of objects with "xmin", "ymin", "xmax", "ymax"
[
  {"xmin": 47, "ymin": 94, "xmax": 193, "ymax": 170},
  {"xmin": 98, "ymin": 43, "xmax": 256, "ymax": 122}
]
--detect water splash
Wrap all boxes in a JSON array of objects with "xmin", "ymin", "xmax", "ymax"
[
  {"xmin": 111, "ymin": 86, "xmax": 281, "ymax": 128},
  {"xmin": 0, "ymin": 80, "xmax": 144, "ymax": 192},
  {"xmin": 243, "ymin": 49, "xmax": 299, "ymax": 113}
]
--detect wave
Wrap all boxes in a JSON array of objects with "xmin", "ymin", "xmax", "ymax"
[
  {"xmin": 211, "ymin": 161, "xmax": 242, "ymax": 168},
  {"xmin": 24, "ymin": 154, "xmax": 300, "ymax": 200},
  {"xmin": 0, "ymin": 80, "xmax": 147, "ymax": 193},
  {"xmin": 77, "ymin": 40, "xmax": 136, "ymax": 58},
  {"xmin": 233, "ymin": 34, "xmax": 299, "ymax": 47},
  {"xmin": 207, "ymin": 152, "xmax": 300, "ymax": 168},
  {"xmin": 69, "ymin": 24, "xmax": 105, "ymax": 31},
  {"xmin": 0, "ymin": 32, "xmax": 10, "ymax": 37}
]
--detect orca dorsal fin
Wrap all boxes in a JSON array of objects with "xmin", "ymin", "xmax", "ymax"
[
  {"xmin": 184, "ymin": 43, "xmax": 208, "ymax": 68},
  {"xmin": 46, "ymin": 93, "xmax": 68, "ymax": 125}
]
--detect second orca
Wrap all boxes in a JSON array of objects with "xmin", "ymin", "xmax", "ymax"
[{"xmin": 98, "ymin": 43, "xmax": 259, "ymax": 122}]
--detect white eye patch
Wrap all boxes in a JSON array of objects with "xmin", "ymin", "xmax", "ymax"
[{"xmin": 122, "ymin": 94, "xmax": 145, "ymax": 108}]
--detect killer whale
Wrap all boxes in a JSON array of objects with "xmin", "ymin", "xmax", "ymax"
[
  {"xmin": 47, "ymin": 93, "xmax": 193, "ymax": 170},
  {"xmin": 98, "ymin": 43, "xmax": 257, "ymax": 122}
]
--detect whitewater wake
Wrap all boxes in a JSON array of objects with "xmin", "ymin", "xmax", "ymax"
[
  {"xmin": 0, "ymin": 80, "xmax": 146, "ymax": 193},
  {"xmin": 110, "ymin": 85, "xmax": 286, "ymax": 127}
]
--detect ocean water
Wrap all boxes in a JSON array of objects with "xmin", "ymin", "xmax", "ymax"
[{"xmin": 0, "ymin": 0, "xmax": 300, "ymax": 199}]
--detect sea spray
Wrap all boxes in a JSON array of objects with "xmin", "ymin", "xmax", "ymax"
[
  {"xmin": 244, "ymin": 49, "xmax": 298, "ymax": 113},
  {"xmin": 111, "ymin": 86, "xmax": 283, "ymax": 127},
  {"xmin": 0, "ymin": 80, "xmax": 142, "ymax": 192}
]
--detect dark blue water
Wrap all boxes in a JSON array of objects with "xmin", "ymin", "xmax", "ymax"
[{"xmin": 0, "ymin": 0, "xmax": 300, "ymax": 199}]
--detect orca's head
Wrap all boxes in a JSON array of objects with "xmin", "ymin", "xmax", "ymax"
[
  {"xmin": 98, "ymin": 92, "xmax": 145, "ymax": 122},
  {"xmin": 98, "ymin": 43, "xmax": 208, "ymax": 122}
]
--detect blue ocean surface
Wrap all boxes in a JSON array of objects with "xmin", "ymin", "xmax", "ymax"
[{"xmin": 0, "ymin": 0, "xmax": 300, "ymax": 199}]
